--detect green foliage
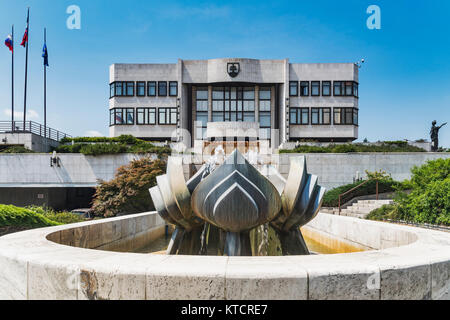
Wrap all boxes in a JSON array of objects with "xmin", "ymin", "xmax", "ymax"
[
  {"xmin": 92, "ymin": 157, "xmax": 167, "ymax": 217},
  {"xmin": 0, "ymin": 205, "xmax": 60, "ymax": 228},
  {"xmin": 60, "ymin": 135, "xmax": 140, "ymax": 144},
  {"xmin": 56, "ymin": 135, "xmax": 170, "ymax": 156},
  {"xmin": 279, "ymin": 142, "xmax": 426, "ymax": 154},
  {"xmin": 323, "ymin": 179, "xmax": 403, "ymax": 208},
  {"xmin": 0, "ymin": 146, "xmax": 35, "ymax": 153},
  {"xmin": 367, "ymin": 158, "xmax": 450, "ymax": 226},
  {"xmin": 25, "ymin": 206, "xmax": 85, "ymax": 224},
  {"xmin": 366, "ymin": 204, "xmax": 403, "ymax": 221}
]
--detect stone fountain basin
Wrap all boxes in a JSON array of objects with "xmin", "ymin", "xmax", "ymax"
[{"xmin": 0, "ymin": 212, "xmax": 449, "ymax": 300}]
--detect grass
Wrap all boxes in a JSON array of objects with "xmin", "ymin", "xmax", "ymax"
[{"xmin": 0, "ymin": 146, "xmax": 35, "ymax": 153}]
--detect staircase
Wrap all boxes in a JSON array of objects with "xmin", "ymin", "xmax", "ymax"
[{"xmin": 339, "ymin": 199, "xmax": 394, "ymax": 219}]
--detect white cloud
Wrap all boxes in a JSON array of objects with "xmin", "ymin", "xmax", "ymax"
[
  {"xmin": 84, "ymin": 130, "xmax": 104, "ymax": 137},
  {"xmin": 3, "ymin": 109, "xmax": 39, "ymax": 120}
]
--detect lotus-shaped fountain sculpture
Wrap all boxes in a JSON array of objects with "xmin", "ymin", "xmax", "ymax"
[{"xmin": 149, "ymin": 149, "xmax": 325, "ymax": 256}]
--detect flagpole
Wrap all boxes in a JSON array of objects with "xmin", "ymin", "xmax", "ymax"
[
  {"xmin": 11, "ymin": 25, "xmax": 14, "ymax": 132},
  {"xmin": 23, "ymin": 7, "xmax": 29, "ymax": 132},
  {"xmin": 44, "ymin": 28, "xmax": 47, "ymax": 140}
]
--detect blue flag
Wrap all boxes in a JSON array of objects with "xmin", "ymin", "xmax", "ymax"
[{"xmin": 42, "ymin": 43, "xmax": 48, "ymax": 67}]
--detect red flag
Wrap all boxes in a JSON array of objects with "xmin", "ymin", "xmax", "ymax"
[{"xmin": 20, "ymin": 27, "xmax": 28, "ymax": 47}]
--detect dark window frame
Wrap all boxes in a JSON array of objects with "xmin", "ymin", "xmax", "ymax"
[
  {"xmin": 147, "ymin": 81, "xmax": 157, "ymax": 97},
  {"xmin": 311, "ymin": 81, "xmax": 320, "ymax": 97},
  {"xmin": 211, "ymin": 85, "xmax": 256, "ymax": 123},
  {"xmin": 333, "ymin": 107, "xmax": 358, "ymax": 125},
  {"xmin": 125, "ymin": 82, "xmax": 135, "ymax": 97},
  {"xmin": 289, "ymin": 81, "xmax": 298, "ymax": 97},
  {"xmin": 300, "ymin": 81, "xmax": 310, "ymax": 97},
  {"xmin": 169, "ymin": 81, "xmax": 178, "ymax": 97},
  {"xmin": 322, "ymin": 81, "xmax": 331, "ymax": 96},
  {"xmin": 333, "ymin": 81, "xmax": 358, "ymax": 97},
  {"xmin": 289, "ymin": 107, "xmax": 310, "ymax": 125},
  {"xmin": 136, "ymin": 81, "xmax": 146, "ymax": 97},
  {"xmin": 259, "ymin": 87, "xmax": 272, "ymax": 129},
  {"xmin": 311, "ymin": 107, "xmax": 331, "ymax": 125},
  {"xmin": 158, "ymin": 107, "xmax": 177, "ymax": 125},
  {"xmin": 136, "ymin": 107, "xmax": 156, "ymax": 125},
  {"xmin": 109, "ymin": 108, "xmax": 135, "ymax": 126},
  {"xmin": 158, "ymin": 81, "xmax": 168, "ymax": 97}
]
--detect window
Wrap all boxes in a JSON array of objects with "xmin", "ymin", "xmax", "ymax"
[
  {"xmin": 147, "ymin": 81, "xmax": 156, "ymax": 96},
  {"xmin": 345, "ymin": 82, "xmax": 353, "ymax": 96},
  {"xmin": 353, "ymin": 82, "xmax": 359, "ymax": 97},
  {"xmin": 259, "ymin": 87, "xmax": 271, "ymax": 139},
  {"xmin": 334, "ymin": 81, "xmax": 358, "ymax": 97},
  {"xmin": 300, "ymin": 81, "xmax": 309, "ymax": 96},
  {"xmin": 158, "ymin": 108, "xmax": 177, "ymax": 125},
  {"xmin": 334, "ymin": 108, "xmax": 358, "ymax": 125},
  {"xmin": 109, "ymin": 108, "xmax": 134, "ymax": 125},
  {"xmin": 136, "ymin": 108, "xmax": 156, "ymax": 125},
  {"xmin": 211, "ymin": 86, "xmax": 255, "ymax": 123},
  {"xmin": 322, "ymin": 81, "xmax": 331, "ymax": 96},
  {"xmin": 334, "ymin": 81, "xmax": 343, "ymax": 96},
  {"xmin": 311, "ymin": 108, "xmax": 331, "ymax": 125},
  {"xmin": 289, "ymin": 108, "xmax": 309, "ymax": 125},
  {"xmin": 158, "ymin": 81, "xmax": 167, "ymax": 96},
  {"xmin": 126, "ymin": 82, "xmax": 135, "ymax": 96},
  {"xmin": 196, "ymin": 87, "xmax": 208, "ymax": 139},
  {"xmin": 137, "ymin": 82, "xmax": 146, "ymax": 97},
  {"xmin": 289, "ymin": 81, "xmax": 298, "ymax": 97},
  {"xmin": 311, "ymin": 81, "xmax": 320, "ymax": 96},
  {"xmin": 110, "ymin": 82, "xmax": 127, "ymax": 98},
  {"xmin": 169, "ymin": 81, "xmax": 178, "ymax": 97}
]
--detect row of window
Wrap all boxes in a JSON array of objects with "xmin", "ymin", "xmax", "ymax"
[
  {"xmin": 109, "ymin": 107, "xmax": 178, "ymax": 126},
  {"xmin": 289, "ymin": 107, "xmax": 358, "ymax": 125},
  {"xmin": 110, "ymin": 81, "xmax": 178, "ymax": 98},
  {"xmin": 289, "ymin": 81, "xmax": 358, "ymax": 98}
]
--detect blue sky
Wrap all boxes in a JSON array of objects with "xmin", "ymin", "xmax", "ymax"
[{"xmin": 0, "ymin": 0, "xmax": 449, "ymax": 146}]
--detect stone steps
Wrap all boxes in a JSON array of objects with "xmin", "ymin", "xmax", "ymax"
[{"xmin": 340, "ymin": 199, "xmax": 394, "ymax": 218}]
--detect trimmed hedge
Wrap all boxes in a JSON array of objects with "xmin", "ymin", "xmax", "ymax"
[
  {"xmin": 280, "ymin": 142, "xmax": 427, "ymax": 154},
  {"xmin": 0, "ymin": 146, "xmax": 35, "ymax": 153}
]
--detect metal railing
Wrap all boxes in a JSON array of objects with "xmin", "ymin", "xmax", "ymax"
[
  {"xmin": 0, "ymin": 121, "xmax": 71, "ymax": 142},
  {"xmin": 338, "ymin": 179, "xmax": 379, "ymax": 215}
]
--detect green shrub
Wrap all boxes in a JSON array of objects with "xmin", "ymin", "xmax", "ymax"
[
  {"xmin": 323, "ymin": 179, "xmax": 403, "ymax": 208},
  {"xmin": 0, "ymin": 205, "xmax": 60, "ymax": 228},
  {"xmin": 367, "ymin": 158, "xmax": 450, "ymax": 226},
  {"xmin": 0, "ymin": 146, "xmax": 35, "ymax": 153},
  {"xmin": 26, "ymin": 206, "xmax": 85, "ymax": 224},
  {"xmin": 366, "ymin": 204, "xmax": 402, "ymax": 221},
  {"xmin": 92, "ymin": 157, "xmax": 167, "ymax": 217},
  {"xmin": 279, "ymin": 142, "xmax": 426, "ymax": 154}
]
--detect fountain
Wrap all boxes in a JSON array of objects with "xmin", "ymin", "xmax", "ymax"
[{"xmin": 149, "ymin": 149, "xmax": 326, "ymax": 256}]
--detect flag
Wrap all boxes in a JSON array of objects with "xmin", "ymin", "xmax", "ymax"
[
  {"xmin": 4, "ymin": 34, "xmax": 13, "ymax": 52},
  {"xmin": 42, "ymin": 43, "xmax": 48, "ymax": 67},
  {"xmin": 20, "ymin": 27, "xmax": 28, "ymax": 47},
  {"xmin": 20, "ymin": 13, "xmax": 29, "ymax": 47}
]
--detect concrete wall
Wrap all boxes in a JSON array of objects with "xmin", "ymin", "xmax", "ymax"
[
  {"xmin": 0, "ymin": 133, "xmax": 59, "ymax": 152},
  {"xmin": 0, "ymin": 153, "xmax": 157, "ymax": 188},
  {"xmin": 278, "ymin": 153, "xmax": 450, "ymax": 190},
  {"xmin": 1, "ymin": 153, "xmax": 450, "ymax": 191}
]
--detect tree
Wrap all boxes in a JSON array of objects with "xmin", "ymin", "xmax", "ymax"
[{"xmin": 92, "ymin": 157, "xmax": 166, "ymax": 217}]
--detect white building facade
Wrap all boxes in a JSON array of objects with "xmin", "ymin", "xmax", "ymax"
[{"xmin": 109, "ymin": 58, "xmax": 359, "ymax": 150}]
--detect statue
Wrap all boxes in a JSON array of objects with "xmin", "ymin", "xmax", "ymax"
[
  {"xmin": 430, "ymin": 120, "xmax": 447, "ymax": 152},
  {"xmin": 149, "ymin": 149, "xmax": 325, "ymax": 256}
]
